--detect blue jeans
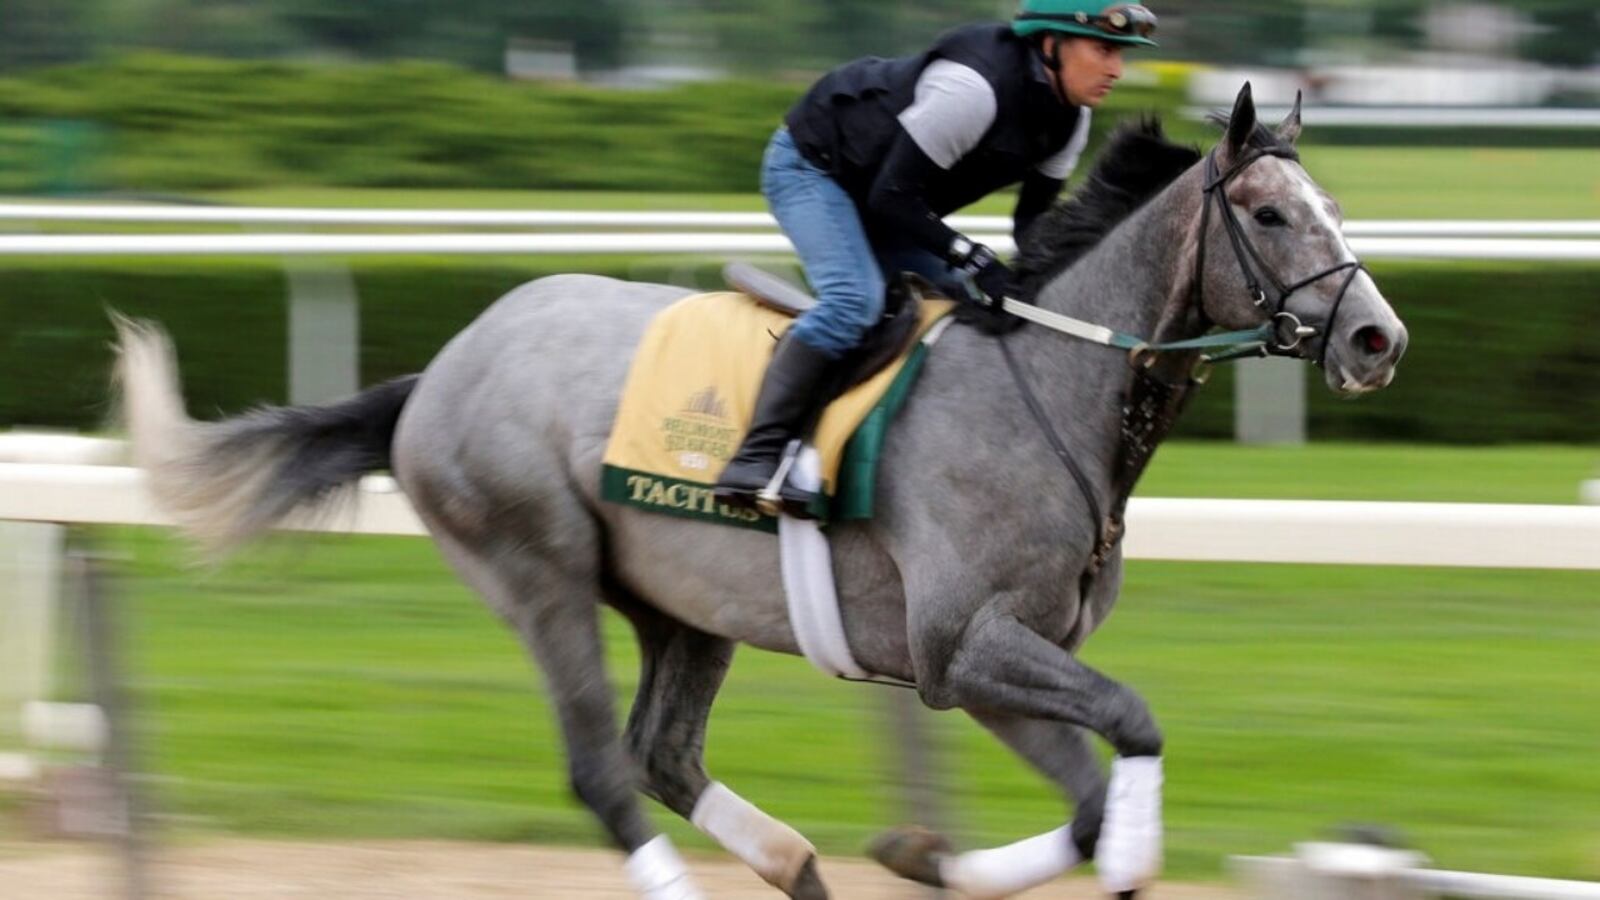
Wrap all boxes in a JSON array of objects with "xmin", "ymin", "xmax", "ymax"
[{"xmin": 761, "ymin": 128, "xmax": 961, "ymax": 359}]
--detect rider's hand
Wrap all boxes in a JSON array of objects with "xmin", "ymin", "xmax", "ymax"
[{"xmin": 960, "ymin": 244, "xmax": 1017, "ymax": 309}]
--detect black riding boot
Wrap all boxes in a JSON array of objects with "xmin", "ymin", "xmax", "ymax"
[{"xmin": 714, "ymin": 333, "xmax": 838, "ymax": 516}]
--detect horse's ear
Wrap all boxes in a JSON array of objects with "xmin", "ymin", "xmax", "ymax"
[
  {"xmin": 1277, "ymin": 90, "xmax": 1303, "ymax": 145},
  {"xmin": 1223, "ymin": 82, "xmax": 1257, "ymax": 159}
]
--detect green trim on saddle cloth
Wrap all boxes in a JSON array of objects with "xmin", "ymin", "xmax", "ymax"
[
  {"xmin": 815, "ymin": 341, "xmax": 935, "ymax": 521},
  {"xmin": 599, "ymin": 290, "xmax": 954, "ymax": 532},
  {"xmin": 600, "ymin": 465, "xmax": 779, "ymax": 533}
]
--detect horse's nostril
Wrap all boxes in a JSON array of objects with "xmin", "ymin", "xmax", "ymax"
[{"xmin": 1355, "ymin": 326, "xmax": 1389, "ymax": 356}]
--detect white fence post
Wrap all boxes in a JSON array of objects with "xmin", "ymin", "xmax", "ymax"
[
  {"xmin": 0, "ymin": 521, "xmax": 64, "ymax": 780},
  {"xmin": 1235, "ymin": 356, "xmax": 1307, "ymax": 445},
  {"xmin": 286, "ymin": 259, "xmax": 360, "ymax": 406}
]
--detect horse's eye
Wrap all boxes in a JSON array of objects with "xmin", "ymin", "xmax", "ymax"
[{"xmin": 1253, "ymin": 207, "xmax": 1287, "ymax": 227}]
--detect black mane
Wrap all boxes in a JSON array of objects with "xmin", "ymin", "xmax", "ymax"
[{"xmin": 1014, "ymin": 118, "xmax": 1201, "ymax": 299}]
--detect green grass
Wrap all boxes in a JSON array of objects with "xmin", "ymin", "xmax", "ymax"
[
  {"xmin": 200, "ymin": 145, "xmax": 1600, "ymax": 220},
  {"xmin": 1137, "ymin": 443, "xmax": 1599, "ymax": 504},
  {"xmin": 1301, "ymin": 146, "xmax": 1600, "ymax": 220},
  {"xmin": 11, "ymin": 443, "xmax": 1599, "ymax": 881}
]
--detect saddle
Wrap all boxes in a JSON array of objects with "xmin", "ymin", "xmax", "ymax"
[
  {"xmin": 723, "ymin": 262, "xmax": 927, "ymax": 392},
  {"xmin": 599, "ymin": 270, "xmax": 957, "ymax": 531}
]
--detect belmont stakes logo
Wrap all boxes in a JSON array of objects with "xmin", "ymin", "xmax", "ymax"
[
  {"xmin": 660, "ymin": 387, "xmax": 739, "ymax": 472},
  {"xmin": 681, "ymin": 386, "xmax": 727, "ymax": 419}
]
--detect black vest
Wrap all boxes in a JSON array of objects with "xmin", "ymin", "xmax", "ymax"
[{"xmin": 785, "ymin": 23, "xmax": 1083, "ymax": 217}]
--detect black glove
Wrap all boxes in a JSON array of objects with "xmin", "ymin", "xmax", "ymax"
[
  {"xmin": 958, "ymin": 244, "xmax": 1017, "ymax": 309},
  {"xmin": 949, "ymin": 241, "xmax": 1026, "ymax": 336}
]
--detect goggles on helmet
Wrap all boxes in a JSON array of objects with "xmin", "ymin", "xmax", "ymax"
[{"xmin": 1016, "ymin": 4, "xmax": 1158, "ymax": 41}]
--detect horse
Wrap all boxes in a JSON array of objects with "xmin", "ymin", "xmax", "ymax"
[{"xmin": 114, "ymin": 84, "xmax": 1406, "ymax": 900}]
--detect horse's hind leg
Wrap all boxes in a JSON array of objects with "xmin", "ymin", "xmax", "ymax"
[
  {"xmin": 872, "ymin": 713, "xmax": 1105, "ymax": 898},
  {"xmin": 618, "ymin": 599, "xmax": 828, "ymax": 899},
  {"xmin": 428, "ymin": 529, "xmax": 704, "ymax": 900}
]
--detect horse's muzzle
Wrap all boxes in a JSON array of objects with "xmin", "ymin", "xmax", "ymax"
[{"xmin": 1323, "ymin": 317, "xmax": 1408, "ymax": 395}]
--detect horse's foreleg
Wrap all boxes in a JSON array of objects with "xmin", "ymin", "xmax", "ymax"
[
  {"xmin": 966, "ymin": 714, "xmax": 1108, "ymax": 885},
  {"xmin": 969, "ymin": 714, "xmax": 1106, "ymax": 859},
  {"xmin": 870, "ymin": 714, "xmax": 1105, "ymax": 898},
  {"xmin": 931, "ymin": 610, "xmax": 1162, "ymax": 757},
  {"xmin": 620, "ymin": 601, "xmax": 827, "ymax": 900},
  {"xmin": 932, "ymin": 609, "xmax": 1163, "ymax": 896}
]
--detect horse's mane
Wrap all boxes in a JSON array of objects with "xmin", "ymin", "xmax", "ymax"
[{"xmin": 1014, "ymin": 118, "xmax": 1201, "ymax": 299}]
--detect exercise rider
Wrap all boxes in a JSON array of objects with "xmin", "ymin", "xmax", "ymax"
[{"xmin": 713, "ymin": 1, "xmax": 1159, "ymax": 514}]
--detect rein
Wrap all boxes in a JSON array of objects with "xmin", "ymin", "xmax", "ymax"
[
  {"xmin": 996, "ymin": 143, "xmax": 1370, "ymax": 577},
  {"xmin": 998, "ymin": 146, "xmax": 1368, "ymax": 366}
]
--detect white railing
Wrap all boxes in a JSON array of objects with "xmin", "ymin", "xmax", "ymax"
[
  {"xmin": 0, "ymin": 232, "xmax": 1598, "ymax": 261},
  {"xmin": 3, "ymin": 204, "xmax": 1595, "ymax": 438},
  {"xmin": 1235, "ymin": 844, "xmax": 1600, "ymax": 900},
  {"xmin": 1226, "ymin": 106, "xmax": 1600, "ymax": 129},
  {"xmin": 2, "ymin": 202, "xmax": 1598, "ymax": 238},
  {"xmin": 1, "ymin": 461, "xmax": 1597, "ymax": 570}
]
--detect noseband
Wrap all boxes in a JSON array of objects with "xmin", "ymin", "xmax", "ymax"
[{"xmin": 1196, "ymin": 147, "xmax": 1366, "ymax": 366}]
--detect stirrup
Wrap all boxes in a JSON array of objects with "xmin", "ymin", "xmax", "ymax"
[{"xmin": 755, "ymin": 439, "xmax": 805, "ymax": 516}]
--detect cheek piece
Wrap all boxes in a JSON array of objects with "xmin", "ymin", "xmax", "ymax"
[{"xmin": 1197, "ymin": 149, "xmax": 1365, "ymax": 367}]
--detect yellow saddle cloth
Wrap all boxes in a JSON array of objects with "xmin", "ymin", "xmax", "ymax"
[{"xmin": 601, "ymin": 290, "xmax": 955, "ymax": 532}]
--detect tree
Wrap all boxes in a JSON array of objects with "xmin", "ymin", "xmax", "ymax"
[
  {"xmin": 504, "ymin": 0, "xmax": 630, "ymax": 73},
  {"xmin": 1521, "ymin": 1, "xmax": 1599, "ymax": 68},
  {"xmin": 0, "ymin": 0, "xmax": 95, "ymax": 69}
]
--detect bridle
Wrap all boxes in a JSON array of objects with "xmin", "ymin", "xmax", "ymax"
[
  {"xmin": 991, "ymin": 135, "xmax": 1372, "ymax": 579},
  {"xmin": 1196, "ymin": 145, "xmax": 1366, "ymax": 367},
  {"xmin": 995, "ymin": 144, "xmax": 1367, "ymax": 367}
]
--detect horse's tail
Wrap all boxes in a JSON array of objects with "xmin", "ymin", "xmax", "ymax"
[{"xmin": 113, "ymin": 315, "xmax": 419, "ymax": 558}]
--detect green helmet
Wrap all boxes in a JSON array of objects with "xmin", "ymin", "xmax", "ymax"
[{"xmin": 1013, "ymin": 0, "xmax": 1159, "ymax": 48}]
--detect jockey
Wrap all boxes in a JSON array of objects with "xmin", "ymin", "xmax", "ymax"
[{"xmin": 714, "ymin": 1, "xmax": 1159, "ymax": 513}]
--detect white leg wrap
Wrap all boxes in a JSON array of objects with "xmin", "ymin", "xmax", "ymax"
[
  {"xmin": 625, "ymin": 836, "xmax": 705, "ymax": 900},
  {"xmin": 1096, "ymin": 756, "xmax": 1164, "ymax": 894},
  {"xmin": 938, "ymin": 825, "xmax": 1082, "ymax": 899},
  {"xmin": 691, "ymin": 782, "xmax": 816, "ymax": 889}
]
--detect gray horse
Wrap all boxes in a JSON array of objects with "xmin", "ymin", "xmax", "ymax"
[{"xmin": 115, "ymin": 85, "xmax": 1405, "ymax": 899}]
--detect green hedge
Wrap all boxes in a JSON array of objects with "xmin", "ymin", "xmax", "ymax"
[
  {"xmin": 1180, "ymin": 261, "xmax": 1600, "ymax": 443},
  {"xmin": 0, "ymin": 53, "xmax": 1190, "ymax": 193},
  {"xmin": 5, "ymin": 257, "xmax": 1596, "ymax": 443}
]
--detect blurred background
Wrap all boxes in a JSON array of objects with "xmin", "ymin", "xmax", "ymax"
[{"xmin": 0, "ymin": 1, "xmax": 1596, "ymax": 897}]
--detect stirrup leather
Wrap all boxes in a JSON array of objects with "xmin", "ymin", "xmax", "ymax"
[{"xmin": 755, "ymin": 439, "xmax": 809, "ymax": 516}]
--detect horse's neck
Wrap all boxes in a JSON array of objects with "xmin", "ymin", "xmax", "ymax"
[
  {"xmin": 1034, "ymin": 166, "xmax": 1203, "ymax": 338},
  {"xmin": 1007, "ymin": 168, "xmax": 1205, "ymax": 498}
]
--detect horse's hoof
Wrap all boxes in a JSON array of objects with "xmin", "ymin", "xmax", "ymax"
[
  {"xmin": 867, "ymin": 825, "xmax": 952, "ymax": 888},
  {"xmin": 786, "ymin": 854, "xmax": 830, "ymax": 900}
]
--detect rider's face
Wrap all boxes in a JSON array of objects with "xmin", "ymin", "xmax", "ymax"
[{"xmin": 1051, "ymin": 36, "xmax": 1125, "ymax": 108}]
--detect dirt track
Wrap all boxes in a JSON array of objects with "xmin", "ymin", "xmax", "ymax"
[{"xmin": 0, "ymin": 839, "xmax": 1245, "ymax": 898}]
